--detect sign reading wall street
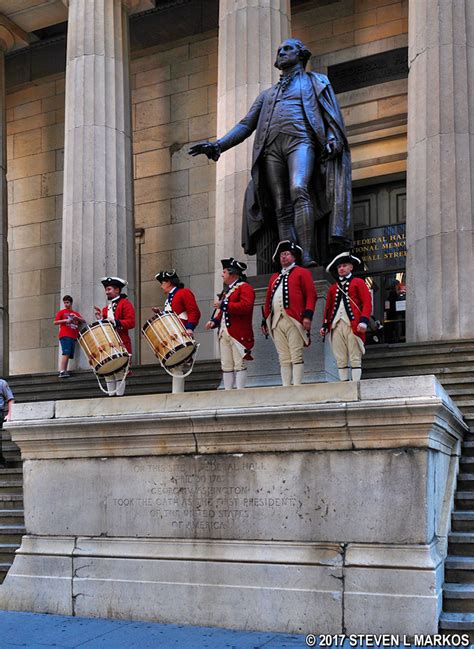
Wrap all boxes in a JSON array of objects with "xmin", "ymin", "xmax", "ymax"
[{"xmin": 353, "ymin": 223, "xmax": 406, "ymax": 272}]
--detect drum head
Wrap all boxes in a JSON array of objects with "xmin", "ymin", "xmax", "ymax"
[
  {"xmin": 96, "ymin": 355, "xmax": 129, "ymax": 375},
  {"xmin": 162, "ymin": 342, "xmax": 195, "ymax": 368}
]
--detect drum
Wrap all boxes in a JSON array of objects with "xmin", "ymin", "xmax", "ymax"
[
  {"xmin": 78, "ymin": 320, "xmax": 130, "ymax": 375},
  {"xmin": 142, "ymin": 312, "xmax": 196, "ymax": 368}
]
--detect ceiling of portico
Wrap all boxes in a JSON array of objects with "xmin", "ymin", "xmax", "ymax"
[
  {"xmin": 0, "ymin": 0, "xmax": 156, "ymax": 34},
  {"xmin": 0, "ymin": 1, "xmax": 67, "ymax": 32}
]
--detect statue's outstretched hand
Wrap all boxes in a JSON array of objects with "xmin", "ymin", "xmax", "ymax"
[{"xmin": 189, "ymin": 141, "xmax": 221, "ymax": 162}]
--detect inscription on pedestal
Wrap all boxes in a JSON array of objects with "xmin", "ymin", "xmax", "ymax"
[
  {"xmin": 108, "ymin": 456, "xmax": 302, "ymax": 537},
  {"xmin": 25, "ymin": 449, "xmax": 428, "ymax": 543}
]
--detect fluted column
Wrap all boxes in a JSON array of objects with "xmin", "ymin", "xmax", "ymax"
[
  {"xmin": 214, "ymin": 0, "xmax": 290, "ymax": 278},
  {"xmin": 0, "ymin": 17, "xmax": 28, "ymax": 375},
  {"xmin": 61, "ymin": 0, "xmax": 135, "ymax": 358},
  {"xmin": 406, "ymin": 0, "xmax": 474, "ymax": 341}
]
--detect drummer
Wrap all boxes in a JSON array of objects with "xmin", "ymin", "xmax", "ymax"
[
  {"xmin": 154, "ymin": 270, "xmax": 201, "ymax": 393},
  {"xmin": 94, "ymin": 276, "xmax": 135, "ymax": 396}
]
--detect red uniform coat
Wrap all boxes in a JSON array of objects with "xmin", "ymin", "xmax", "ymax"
[
  {"xmin": 264, "ymin": 266, "xmax": 317, "ymax": 324},
  {"xmin": 101, "ymin": 296, "xmax": 135, "ymax": 354},
  {"xmin": 212, "ymin": 281, "xmax": 255, "ymax": 351},
  {"xmin": 168, "ymin": 287, "xmax": 201, "ymax": 330},
  {"xmin": 322, "ymin": 277, "xmax": 372, "ymax": 342}
]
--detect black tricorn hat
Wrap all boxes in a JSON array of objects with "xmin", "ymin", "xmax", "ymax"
[
  {"xmin": 221, "ymin": 257, "xmax": 247, "ymax": 274},
  {"xmin": 272, "ymin": 240, "xmax": 303, "ymax": 264},
  {"xmin": 155, "ymin": 269, "xmax": 179, "ymax": 283},
  {"xmin": 101, "ymin": 276, "xmax": 127, "ymax": 289},
  {"xmin": 326, "ymin": 251, "xmax": 362, "ymax": 273}
]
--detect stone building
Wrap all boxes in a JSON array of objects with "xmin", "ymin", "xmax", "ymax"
[
  {"xmin": 0, "ymin": 0, "xmax": 470, "ymax": 376},
  {"xmin": 0, "ymin": 0, "xmax": 473, "ymax": 636}
]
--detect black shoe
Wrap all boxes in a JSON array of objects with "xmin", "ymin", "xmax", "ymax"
[{"xmin": 0, "ymin": 456, "xmax": 7, "ymax": 467}]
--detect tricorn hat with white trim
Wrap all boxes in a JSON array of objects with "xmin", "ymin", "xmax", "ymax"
[
  {"xmin": 100, "ymin": 276, "xmax": 128, "ymax": 289},
  {"xmin": 326, "ymin": 252, "xmax": 361, "ymax": 273},
  {"xmin": 155, "ymin": 269, "xmax": 179, "ymax": 283},
  {"xmin": 272, "ymin": 240, "xmax": 303, "ymax": 264},
  {"xmin": 221, "ymin": 257, "xmax": 247, "ymax": 274}
]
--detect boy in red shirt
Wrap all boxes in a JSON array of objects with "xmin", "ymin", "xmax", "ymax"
[{"xmin": 54, "ymin": 295, "xmax": 85, "ymax": 378}]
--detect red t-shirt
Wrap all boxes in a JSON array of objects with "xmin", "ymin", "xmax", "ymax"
[{"xmin": 55, "ymin": 309, "xmax": 83, "ymax": 340}]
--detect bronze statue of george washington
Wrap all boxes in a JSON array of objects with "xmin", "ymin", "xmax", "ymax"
[{"xmin": 189, "ymin": 38, "xmax": 352, "ymax": 268}]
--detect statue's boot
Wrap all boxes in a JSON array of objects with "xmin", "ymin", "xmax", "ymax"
[
  {"xmin": 276, "ymin": 212, "xmax": 297, "ymax": 244},
  {"xmin": 294, "ymin": 196, "xmax": 317, "ymax": 267}
]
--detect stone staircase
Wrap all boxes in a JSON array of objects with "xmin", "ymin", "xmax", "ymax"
[
  {"xmin": 0, "ymin": 360, "xmax": 221, "ymax": 584},
  {"xmin": 5, "ymin": 359, "xmax": 222, "ymax": 404},
  {"xmin": 0, "ymin": 467, "xmax": 24, "ymax": 584},
  {"xmin": 365, "ymin": 340, "xmax": 474, "ymax": 637}
]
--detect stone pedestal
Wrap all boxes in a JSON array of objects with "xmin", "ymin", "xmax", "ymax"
[
  {"xmin": 214, "ymin": 0, "xmax": 290, "ymax": 283},
  {"xmin": 406, "ymin": 0, "xmax": 474, "ymax": 342},
  {"xmin": 247, "ymin": 269, "xmax": 338, "ymax": 387},
  {"xmin": 60, "ymin": 0, "xmax": 135, "ymax": 352},
  {"xmin": 0, "ymin": 376, "xmax": 467, "ymax": 634}
]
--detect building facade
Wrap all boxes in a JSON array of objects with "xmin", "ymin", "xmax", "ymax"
[{"xmin": 0, "ymin": 0, "xmax": 471, "ymax": 375}]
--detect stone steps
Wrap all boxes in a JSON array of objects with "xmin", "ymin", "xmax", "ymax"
[
  {"xmin": 0, "ymin": 524, "xmax": 25, "ymax": 544},
  {"xmin": 5, "ymin": 361, "xmax": 222, "ymax": 403},
  {"xmin": 460, "ymin": 443, "xmax": 474, "ymax": 457},
  {"xmin": 455, "ymin": 493, "xmax": 474, "ymax": 511},
  {"xmin": 0, "ymin": 480, "xmax": 23, "ymax": 496},
  {"xmin": 0, "ymin": 509, "xmax": 23, "ymax": 526},
  {"xmin": 448, "ymin": 532, "xmax": 474, "ymax": 556},
  {"xmin": 445, "ymin": 556, "xmax": 474, "ymax": 583},
  {"xmin": 456, "ymin": 476, "xmax": 474, "ymax": 491},
  {"xmin": 0, "ymin": 543, "xmax": 18, "ymax": 563},
  {"xmin": 439, "ymin": 612, "xmax": 474, "ymax": 641},
  {"xmin": 443, "ymin": 584, "xmax": 474, "ymax": 613},
  {"xmin": 0, "ymin": 467, "xmax": 24, "ymax": 583}
]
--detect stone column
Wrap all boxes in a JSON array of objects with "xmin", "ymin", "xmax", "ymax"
[
  {"xmin": 61, "ymin": 0, "xmax": 136, "ymax": 358},
  {"xmin": 406, "ymin": 0, "xmax": 474, "ymax": 342},
  {"xmin": 0, "ymin": 17, "xmax": 28, "ymax": 376},
  {"xmin": 214, "ymin": 0, "xmax": 290, "ymax": 279}
]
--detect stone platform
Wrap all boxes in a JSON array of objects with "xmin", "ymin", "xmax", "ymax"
[{"xmin": 0, "ymin": 377, "xmax": 468, "ymax": 634}]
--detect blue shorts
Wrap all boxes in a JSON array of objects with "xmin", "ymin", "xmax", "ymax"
[{"xmin": 60, "ymin": 336, "xmax": 76, "ymax": 358}]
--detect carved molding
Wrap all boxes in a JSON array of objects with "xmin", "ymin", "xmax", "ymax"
[
  {"xmin": 62, "ymin": 0, "xmax": 155, "ymax": 12},
  {"xmin": 0, "ymin": 14, "xmax": 29, "ymax": 52}
]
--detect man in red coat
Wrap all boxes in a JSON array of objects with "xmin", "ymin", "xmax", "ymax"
[
  {"xmin": 262, "ymin": 241, "xmax": 317, "ymax": 386},
  {"xmin": 155, "ymin": 269, "xmax": 201, "ymax": 393},
  {"xmin": 94, "ymin": 276, "xmax": 135, "ymax": 396},
  {"xmin": 319, "ymin": 252, "xmax": 372, "ymax": 381},
  {"xmin": 205, "ymin": 258, "xmax": 255, "ymax": 390}
]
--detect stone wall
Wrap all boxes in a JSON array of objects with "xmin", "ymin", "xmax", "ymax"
[
  {"xmin": 131, "ymin": 32, "xmax": 218, "ymax": 364},
  {"xmin": 293, "ymin": 0, "xmax": 408, "ymax": 183},
  {"xmin": 6, "ymin": 74, "xmax": 65, "ymax": 375}
]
